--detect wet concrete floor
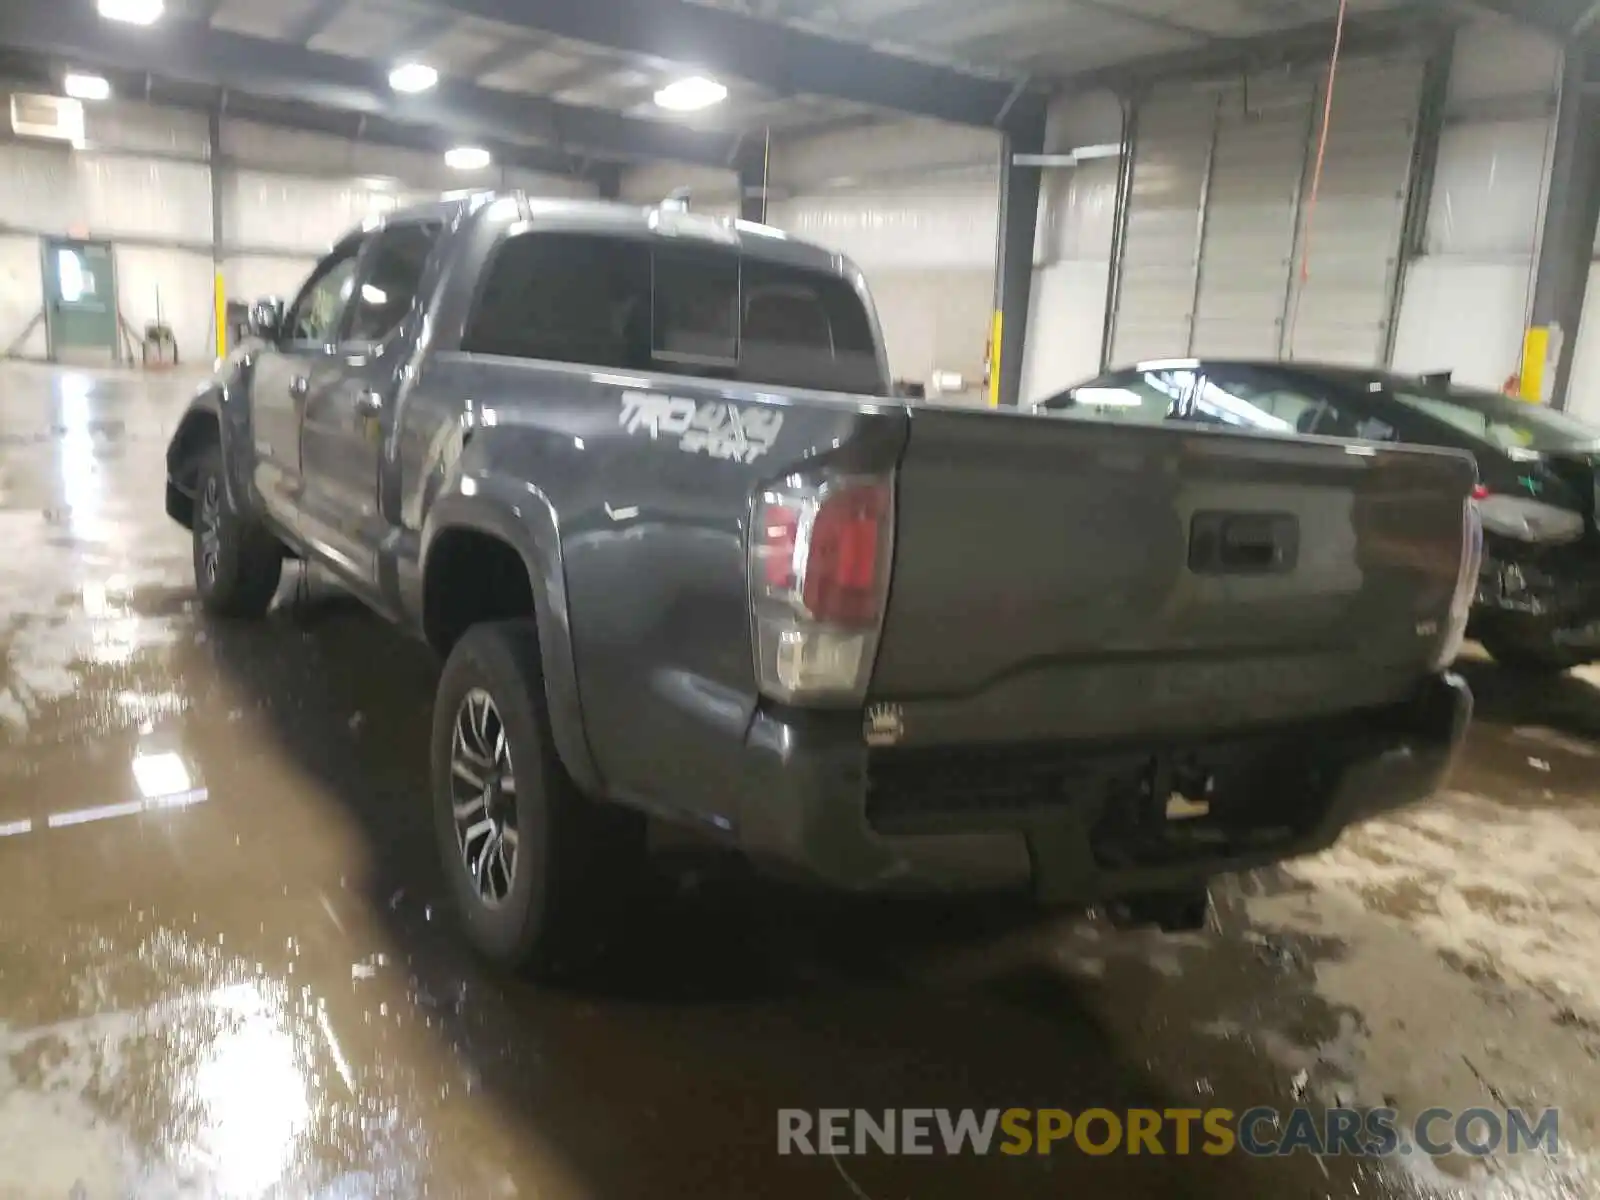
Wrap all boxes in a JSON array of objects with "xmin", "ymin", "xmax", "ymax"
[{"xmin": 0, "ymin": 362, "xmax": 1597, "ymax": 1198}]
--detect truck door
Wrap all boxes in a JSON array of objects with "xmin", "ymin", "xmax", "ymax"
[
  {"xmin": 250, "ymin": 235, "xmax": 365, "ymax": 531},
  {"xmin": 300, "ymin": 220, "xmax": 443, "ymax": 597}
]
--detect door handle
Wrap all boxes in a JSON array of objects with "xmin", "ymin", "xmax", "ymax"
[
  {"xmin": 353, "ymin": 390, "xmax": 383, "ymax": 416},
  {"xmin": 289, "ymin": 376, "xmax": 309, "ymax": 399}
]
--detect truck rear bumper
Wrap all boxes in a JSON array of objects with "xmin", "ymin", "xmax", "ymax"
[{"xmin": 732, "ymin": 672, "xmax": 1471, "ymax": 902}]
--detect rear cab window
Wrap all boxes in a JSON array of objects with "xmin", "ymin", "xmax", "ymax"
[{"xmin": 461, "ymin": 230, "xmax": 888, "ymax": 396}]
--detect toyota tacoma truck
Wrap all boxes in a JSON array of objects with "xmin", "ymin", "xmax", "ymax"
[{"xmin": 165, "ymin": 193, "xmax": 1480, "ymax": 974}]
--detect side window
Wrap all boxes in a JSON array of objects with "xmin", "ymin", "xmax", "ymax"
[
  {"xmin": 285, "ymin": 240, "xmax": 363, "ymax": 345},
  {"xmin": 1039, "ymin": 367, "xmax": 1195, "ymax": 425},
  {"xmin": 345, "ymin": 222, "xmax": 444, "ymax": 344},
  {"xmin": 1199, "ymin": 371, "xmax": 1396, "ymax": 441},
  {"xmin": 462, "ymin": 233, "xmax": 646, "ymax": 368}
]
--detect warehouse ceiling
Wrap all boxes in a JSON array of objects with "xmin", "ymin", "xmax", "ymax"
[{"xmin": 0, "ymin": 0, "xmax": 1587, "ymax": 180}]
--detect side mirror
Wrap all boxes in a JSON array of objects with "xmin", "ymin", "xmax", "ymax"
[{"xmin": 248, "ymin": 297, "xmax": 285, "ymax": 342}]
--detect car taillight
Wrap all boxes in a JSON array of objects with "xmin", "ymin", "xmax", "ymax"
[{"xmin": 750, "ymin": 474, "xmax": 894, "ymax": 704}]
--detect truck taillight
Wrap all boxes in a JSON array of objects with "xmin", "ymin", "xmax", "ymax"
[
  {"xmin": 1434, "ymin": 496, "xmax": 1483, "ymax": 671},
  {"xmin": 750, "ymin": 475, "xmax": 894, "ymax": 704}
]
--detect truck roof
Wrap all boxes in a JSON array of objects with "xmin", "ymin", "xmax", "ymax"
[{"xmin": 374, "ymin": 191, "xmax": 855, "ymax": 277}]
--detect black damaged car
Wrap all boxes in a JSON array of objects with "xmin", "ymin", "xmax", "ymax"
[{"xmin": 1041, "ymin": 360, "xmax": 1600, "ymax": 673}]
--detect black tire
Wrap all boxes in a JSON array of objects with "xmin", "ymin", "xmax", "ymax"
[
  {"xmin": 192, "ymin": 443, "xmax": 283, "ymax": 618},
  {"xmin": 1479, "ymin": 631, "xmax": 1586, "ymax": 676},
  {"xmin": 431, "ymin": 619, "xmax": 645, "ymax": 976}
]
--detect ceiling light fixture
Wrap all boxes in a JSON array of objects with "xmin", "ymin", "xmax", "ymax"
[
  {"xmin": 97, "ymin": 0, "xmax": 165, "ymax": 26},
  {"xmin": 653, "ymin": 76, "xmax": 728, "ymax": 112},
  {"xmin": 64, "ymin": 73, "xmax": 111, "ymax": 102},
  {"xmin": 388, "ymin": 62, "xmax": 439, "ymax": 94},
  {"xmin": 444, "ymin": 145, "xmax": 491, "ymax": 171}
]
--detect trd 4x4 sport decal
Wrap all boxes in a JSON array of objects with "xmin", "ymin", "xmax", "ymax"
[{"xmin": 619, "ymin": 390, "xmax": 784, "ymax": 464}]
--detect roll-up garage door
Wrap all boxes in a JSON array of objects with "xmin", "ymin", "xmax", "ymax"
[
  {"xmin": 1283, "ymin": 56, "xmax": 1425, "ymax": 364},
  {"xmin": 1109, "ymin": 90, "xmax": 1215, "ymax": 365},
  {"xmin": 1111, "ymin": 53, "xmax": 1424, "ymax": 369}
]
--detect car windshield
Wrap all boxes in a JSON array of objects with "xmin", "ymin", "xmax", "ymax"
[{"xmin": 1389, "ymin": 385, "xmax": 1600, "ymax": 454}]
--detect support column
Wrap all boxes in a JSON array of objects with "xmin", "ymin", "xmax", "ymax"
[
  {"xmin": 990, "ymin": 111, "xmax": 1046, "ymax": 408},
  {"xmin": 1527, "ymin": 46, "xmax": 1600, "ymax": 410},
  {"xmin": 593, "ymin": 164, "xmax": 622, "ymax": 202},
  {"xmin": 208, "ymin": 103, "xmax": 227, "ymax": 361},
  {"xmin": 736, "ymin": 138, "xmax": 770, "ymax": 224}
]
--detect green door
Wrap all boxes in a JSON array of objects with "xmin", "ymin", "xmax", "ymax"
[{"xmin": 42, "ymin": 238, "xmax": 119, "ymax": 364}]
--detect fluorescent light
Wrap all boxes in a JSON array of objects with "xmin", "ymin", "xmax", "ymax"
[
  {"xmin": 132, "ymin": 750, "xmax": 192, "ymax": 799},
  {"xmin": 97, "ymin": 0, "xmax": 164, "ymax": 25},
  {"xmin": 444, "ymin": 145, "xmax": 491, "ymax": 170},
  {"xmin": 64, "ymin": 73, "xmax": 111, "ymax": 102},
  {"xmin": 388, "ymin": 62, "xmax": 438, "ymax": 93},
  {"xmin": 653, "ymin": 76, "xmax": 728, "ymax": 112}
]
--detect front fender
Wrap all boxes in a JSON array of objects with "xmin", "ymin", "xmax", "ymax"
[
  {"xmin": 165, "ymin": 357, "xmax": 259, "ymax": 518},
  {"xmin": 422, "ymin": 479, "xmax": 603, "ymax": 796}
]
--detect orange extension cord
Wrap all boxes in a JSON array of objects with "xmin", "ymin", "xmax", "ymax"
[{"xmin": 1287, "ymin": 0, "xmax": 1350, "ymax": 349}]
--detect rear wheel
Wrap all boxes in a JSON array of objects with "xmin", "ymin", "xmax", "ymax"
[
  {"xmin": 1479, "ymin": 630, "xmax": 1587, "ymax": 675},
  {"xmin": 431, "ymin": 619, "xmax": 645, "ymax": 976},
  {"xmin": 192, "ymin": 444, "xmax": 283, "ymax": 617}
]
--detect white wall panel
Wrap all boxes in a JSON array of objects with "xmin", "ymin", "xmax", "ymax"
[
  {"xmin": 0, "ymin": 142, "xmax": 74, "ymax": 232},
  {"xmin": 80, "ymin": 157, "xmax": 213, "ymax": 241},
  {"xmin": 1448, "ymin": 16, "xmax": 1562, "ymax": 105},
  {"xmin": 225, "ymin": 170, "xmax": 401, "ymax": 254},
  {"xmin": 1390, "ymin": 259, "xmax": 1531, "ymax": 389},
  {"xmin": 1427, "ymin": 118, "xmax": 1552, "ymax": 256},
  {"xmin": 1566, "ymin": 266, "xmax": 1600, "ymax": 425},
  {"xmin": 771, "ymin": 176, "xmax": 1001, "ymax": 271},
  {"xmin": 0, "ymin": 235, "xmax": 44, "ymax": 358},
  {"xmin": 774, "ymin": 120, "xmax": 999, "ymax": 192},
  {"xmin": 1039, "ymin": 160, "xmax": 1118, "ymax": 264},
  {"xmin": 502, "ymin": 167, "xmax": 594, "ymax": 199},
  {"xmin": 225, "ymin": 254, "xmax": 318, "ymax": 306},
  {"xmin": 0, "ymin": 143, "xmax": 211, "ymax": 242},
  {"xmin": 85, "ymin": 101, "xmax": 210, "ymax": 159},
  {"xmin": 115, "ymin": 246, "xmax": 215, "ymax": 363},
  {"xmin": 1021, "ymin": 261, "xmax": 1111, "ymax": 403},
  {"xmin": 620, "ymin": 162, "xmax": 737, "ymax": 206},
  {"xmin": 865, "ymin": 269, "xmax": 992, "ymax": 387}
]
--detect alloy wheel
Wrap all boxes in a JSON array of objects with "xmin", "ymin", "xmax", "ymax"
[
  {"xmin": 198, "ymin": 476, "xmax": 222, "ymax": 586},
  {"xmin": 450, "ymin": 687, "xmax": 519, "ymax": 906}
]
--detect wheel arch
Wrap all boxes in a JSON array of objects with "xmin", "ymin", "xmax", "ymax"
[{"xmin": 421, "ymin": 492, "xmax": 603, "ymax": 795}]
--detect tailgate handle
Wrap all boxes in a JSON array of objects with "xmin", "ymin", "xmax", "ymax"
[{"xmin": 1189, "ymin": 512, "xmax": 1299, "ymax": 575}]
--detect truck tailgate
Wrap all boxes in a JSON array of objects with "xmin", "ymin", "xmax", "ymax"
[{"xmin": 872, "ymin": 407, "xmax": 1476, "ymax": 745}]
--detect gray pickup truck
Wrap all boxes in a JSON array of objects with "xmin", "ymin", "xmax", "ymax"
[{"xmin": 166, "ymin": 193, "xmax": 1479, "ymax": 973}]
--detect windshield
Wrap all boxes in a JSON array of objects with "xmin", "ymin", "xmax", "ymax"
[{"xmin": 1390, "ymin": 386, "xmax": 1600, "ymax": 454}]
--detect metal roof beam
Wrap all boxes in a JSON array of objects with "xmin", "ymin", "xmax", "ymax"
[
  {"xmin": 415, "ymin": 0, "xmax": 1048, "ymax": 132},
  {"xmin": 0, "ymin": 0, "xmax": 743, "ymax": 169}
]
